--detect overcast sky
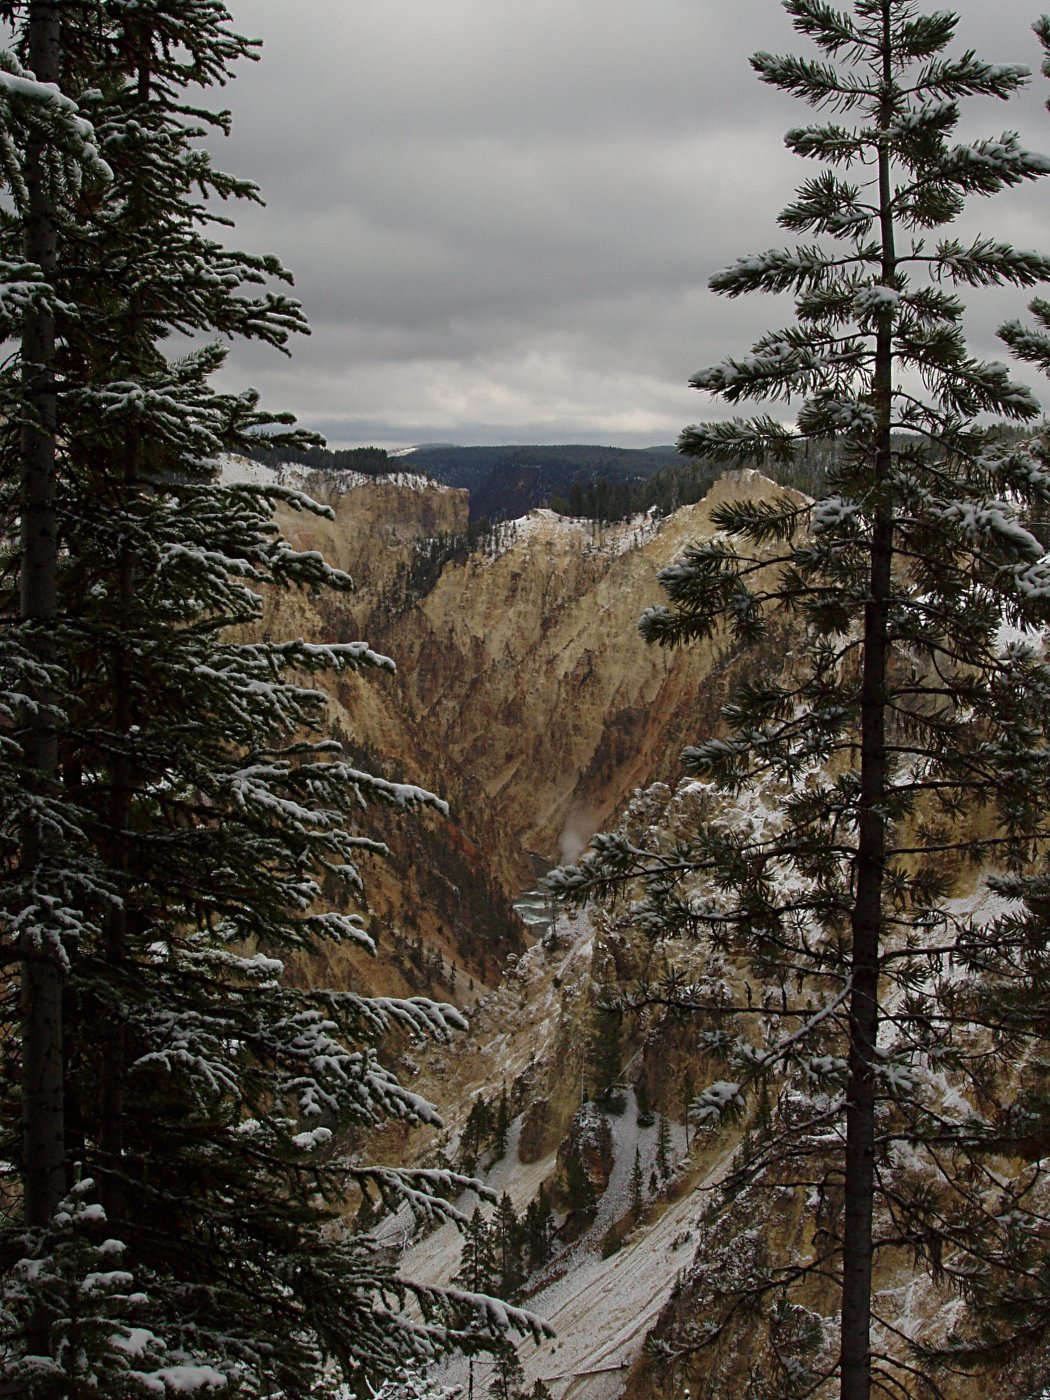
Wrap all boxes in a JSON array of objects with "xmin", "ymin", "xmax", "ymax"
[{"xmin": 218, "ymin": 0, "xmax": 1050, "ymax": 449}]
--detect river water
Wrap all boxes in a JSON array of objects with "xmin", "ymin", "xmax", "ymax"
[{"xmin": 513, "ymin": 888, "xmax": 556, "ymax": 937}]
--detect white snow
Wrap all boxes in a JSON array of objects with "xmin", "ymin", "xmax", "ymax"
[
  {"xmin": 217, "ymin": 454, "xmax": 450, "ymax": 494},
  {"xmin": 218, "ymin": 454, "xmax": 314, "ymax": 488},
  {"xmin": 147, "ymin": 1365, "xmax": 227, "ymax": 1393},
  {"xmin": 995, "ymin": 616, "xmax": 1045, "ymax": 654},
  {"xmin": 398, "ymin": 1067, "xmax": 693, "ymax": 1400},
  {"xmin": 476, "ymin": 508, "xmax": 663, "ymax": 566}
]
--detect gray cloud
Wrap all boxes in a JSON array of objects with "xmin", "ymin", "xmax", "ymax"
[{"xmin": 218, "ymin": 0, "xmax": 1050, "ymax": 447}]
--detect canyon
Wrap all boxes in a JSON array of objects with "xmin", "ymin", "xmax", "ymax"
[
  {"xmin": 231, "ymin": 458, "xmax": 1026, "ymax": 1400},
  {"xmin": 246, "ymin": 457, "xmax": 787, "ymax": 944}
]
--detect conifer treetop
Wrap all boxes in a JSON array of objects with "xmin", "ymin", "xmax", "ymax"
[{"xmin": 681, "ymin": 0, "xmax": 1050, "ymax": 470}]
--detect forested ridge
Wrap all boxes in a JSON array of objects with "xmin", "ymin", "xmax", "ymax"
[{"xmin": 252, "ymin": 440, "xmax": 832, "ymax": 526}]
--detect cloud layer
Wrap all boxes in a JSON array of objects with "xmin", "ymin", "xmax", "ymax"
[{"xmin": 220, "ymin": 0, "xmax": 1050, "ymax": 447}]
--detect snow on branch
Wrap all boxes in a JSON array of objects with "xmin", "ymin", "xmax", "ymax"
[
  {"xmin": 710, "ymin": 244, "xmax": 877, "ymax": 298},
  {"xmin": 436, "ymin": 1285, "xmax": 552, "ymax": 1344},
  {"xmin": 929, "ymin": 238, "xmax": 1050, "ymax": 288}
]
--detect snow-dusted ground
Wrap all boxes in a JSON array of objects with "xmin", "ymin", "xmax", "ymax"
[
  {"xmin": 394, "ymin": 1086, "xmax": 693, "ymax": 1400},
  {"xmin": 482, "ymin": 508, "xmax": 662, "ymax": 565},
  {"xmin": 399, "ymin": 835, "xmax": 1028, "ymax": 1397},
  {"xmin": 363, "ymin": 899, "xmax": 701, "ymax": 1399},
  {"xmin": 386, "ymin": 884, "xmax": 700, "ymax": 1400},
  {"xmin": 218, "ymin": 453, "xmax": 314, "ymax": 488}
]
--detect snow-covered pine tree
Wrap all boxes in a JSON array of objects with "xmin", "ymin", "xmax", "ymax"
[
  {"xmin": 0, "ymin": 0, "xmax": 111, "ymax": 1255},
  {"xmin": 0, "ymin": 3, "xmax": 541, "ymax": 1393},
  {"xmin": 486, "ymin": 1341, "xmax": 526, "ymax": 1400},
  {"xmin": 455, "ymin": 1209, "xmax": 500, "ymax": 1299},
  {"xmin": 365, "ymin": 1367, "xmax": 462, "ymax": 1400},
  {"xmin": 551, "ymin": 2, "xmax": 1050, "ymax": 1395},
  {"xmin": 925, "ymin": 14, "xmax": 1050, "ymax": 1382}
]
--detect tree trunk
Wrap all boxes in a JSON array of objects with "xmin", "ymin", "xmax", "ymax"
[
  {"xmin": 99, "ymin": 460, "xmax": 134, "ymax": 1228},
  {"xmin": 839, "ymin": 8, "xmax": 895, "ymax": 1396},
  {"xmin": 20, "ymin": 0, "xmax": 65, "ymax": 1238},
  {"xmin": 98, "ymin": 57, "xmax": 150, "ymax": 1223}
]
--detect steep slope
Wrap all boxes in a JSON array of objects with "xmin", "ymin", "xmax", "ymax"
[
  {"xmin": 393, "ymin": 907, "xmax": 707, "ymax": 1400},
  {"xmin": 258, "ymin": 463, "xmax": 794, "ymax": 884},
  {"xmin": 241, "ymin": 462, "xmax": 804, "ymax": 1395},
  {"xmin": 226, "ymin": 461, "xmax": 527, "ymax": 993},
  {"xmin": 226, "ymin": 460, "xmax": 796, "ymax": 990},
  {"xmin": 386, "ymin": 789, "xmax": 1035, "ymax": 1400},
  {"xmin": 228, "ymin": 460, "xmax": 1044, "ymax": 1398}
]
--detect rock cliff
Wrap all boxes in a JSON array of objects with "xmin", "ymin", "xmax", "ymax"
[
  {"xmin": 233, "ymin": 461, "xmax": 1018, "ymax": 1399},
  {"xmin": 259, "ymin": 462, "xmax": 792, "ymax": 896}
]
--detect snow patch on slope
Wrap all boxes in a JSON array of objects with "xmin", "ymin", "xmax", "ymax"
[
  {"xmin": 218, "ymin": 454, "xmax": 450, "ymax": 494},
  {"xmin": 385, "ymin": 897, "xmax": 700, "ymax": 1400}
]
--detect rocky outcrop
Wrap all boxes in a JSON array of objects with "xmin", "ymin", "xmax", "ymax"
[
  {"xmin": 234, "ymin": 462, "xmax": 798, "ymax": 997},
  {"xmin": 558, "ymin": 1102, "xmax": 615, "ymax": 1202},
  {"xmin": 268, "ymin": 465, "xmax": 794, "ymax": 883},
  {"xmin": 518, "ymin": 1096, "xmax": 553, "ymax": 1164}
]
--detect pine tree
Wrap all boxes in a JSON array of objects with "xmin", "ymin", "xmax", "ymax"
[
  {"xmin": 354, "ymin": 1187, "xmax": 380, "ymax": 1236},
  {"xmin": 370, "ymin": 1367, "xmax": 462, "ymax": 1400},
  {"xmin": 455, "ymin": 1208, "xmax": 499, "ymax": 1299},
  {"xmin": 629, "ymin": 1146, "xmax": 645, "ymax": 1218},
  {"xmin": 929, "ymin": 15, "xmax": 1050, "ymax": 1375},
  {"xmin": 493, "ymin": 1083, "xmax": 511, "ymax": 1159},
  {"xmin": 0, "ymin": 0, "xmax": 110, "ymax": 1258},
  {"xmin": 1, "ymin": 2, "xmax": 541, "ymax": 1391},
  {"xmin": 487, "ymin": 1340, "xmax": 526, "ymax": 1400},
  {"xmin": 681, "ymin": 1069, "xmax": 695, "ymax": 1152},
  {"xmin": 493, "ymin": 1192, "xmax": 525, "ymax": 1300},
  {"xmin": 462, "ymin": 1095, "xmax": 495, "ymax": 1170},
  {"xmin": 521, "ymin": 1187, "xmax": 555, "ymax": 1275},
  {"xmin": 654, "ymin": 1114, "xmax": 673, "ymax": 1182},
  {"xmin": 551, "ymin": 3, "xmax": 1050, "ymax": 1394},
  {"xmin": 586, "ymin": 996, "xmax": 621, "ymax": 1104},
  {"xmin": 562, "ymin": 1143, "xmax": 596, "ymax": 1217},
  {"xmin": 375, "ymin": 1366, "xmax": 464, "ymax": 1400}
]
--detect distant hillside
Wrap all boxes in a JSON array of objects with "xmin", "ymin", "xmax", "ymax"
[
  {"xmin": 408, "ymin": 443, "xmax": 683, "ymax": 521},
  {"xmin": 254, "ymin": 441, "xmax": 689, "ymax": 522},
  {"xmin": 253, "ymin": 429, "xmax": 1028, "ymax": 527}
]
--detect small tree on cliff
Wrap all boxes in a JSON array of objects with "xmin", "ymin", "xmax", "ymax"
[
  {"xmin": 487, "ymin": 1341, "xmax": 526, "ymax": 1400},
  {"xmin": 455, "ymin": 1208, "xmax": 500, "ymax": 1299},
  {"xmin": 587, "ymin": 995, "xmax": 622, "ymax": 1103},
  {"xmin": 552, "ymin": 2, "xmax": 1050, "ymax": 1395}
]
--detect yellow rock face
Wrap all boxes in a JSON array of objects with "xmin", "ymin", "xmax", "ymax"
[{"xmin": 267, "ymin": 466, "xmax": 792, "ymax": 888}]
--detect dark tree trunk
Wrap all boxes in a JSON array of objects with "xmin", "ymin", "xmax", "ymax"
[
  {"xmin": 839, "ymin": 8, "xmax": 895, "ymax": 1396},
  {"xmin": 19, "ymin": 0, "xmax": 65, "ymax": 1239},
  {"xmin": 99, "ymin": 414, "xmax": 140, "ymax": 1229},
  {"xmin": 98, "ymin": 53, "xmax": 150, "ymax": 1218}
]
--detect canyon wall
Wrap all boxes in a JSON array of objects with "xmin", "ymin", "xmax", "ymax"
[{"xmin": 264, "ymin": 464, "xmax": 790, "ymax": 888}]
